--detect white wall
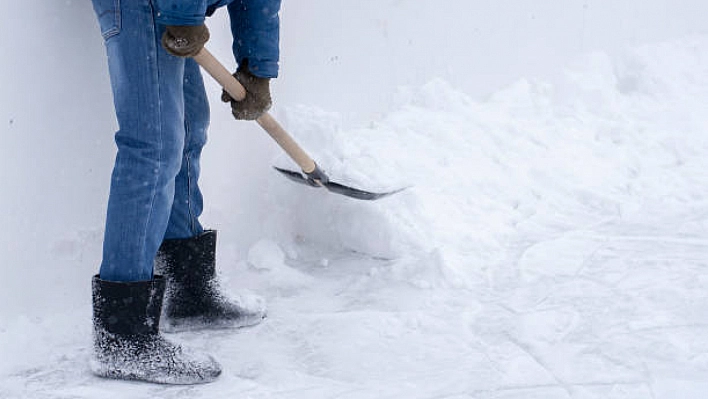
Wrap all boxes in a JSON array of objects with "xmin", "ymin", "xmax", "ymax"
[{"xmin": 274, "ymin": 0, "xmax": 708, "ymax": 121}]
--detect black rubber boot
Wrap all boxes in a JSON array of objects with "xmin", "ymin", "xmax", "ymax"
[
  {"xmin": 91, "ymin": 275, "xmax": 221, "ymax": 384},
  {"xmin": 156, "ymin": 230, "xmax": 266, "ymax": 332}
]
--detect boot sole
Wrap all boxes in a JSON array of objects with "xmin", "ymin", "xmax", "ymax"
[
  {"xmin": 162, "ymin": 312, "xmax": 267, "ymax": 333},
  {"xmin": 90, "ymin": 360, "xmax": 221, "ymax": 385}
]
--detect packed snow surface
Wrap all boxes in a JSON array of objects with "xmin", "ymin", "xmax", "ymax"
[{"xmin": 2, "ymin": 1, "xmax": 708, "ymax": 398}]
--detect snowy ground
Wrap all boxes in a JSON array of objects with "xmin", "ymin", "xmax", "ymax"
[{"xmin": 2, "ymin": 1, "xmax": 708, "ymax": 399}]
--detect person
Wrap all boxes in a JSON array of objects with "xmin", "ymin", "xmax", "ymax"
[{"xmin": 89, "ymin": 0, "xmax": 281, "ymax": 384}]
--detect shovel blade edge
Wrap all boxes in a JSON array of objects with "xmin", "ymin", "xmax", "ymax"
[{"xmin": 273, "ymin": 167, "xmax": 404, "ymax": 201}]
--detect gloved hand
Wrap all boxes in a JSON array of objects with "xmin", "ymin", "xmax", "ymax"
[
  {"xmin": 161, "ymin": 24, "xmax": 210, "ymax": 57},
  {"xmin": 221, "ymin": 60, "xmax": 272, "ymax": 120}
]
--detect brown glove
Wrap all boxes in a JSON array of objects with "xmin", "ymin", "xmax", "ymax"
[
  {"xmin": 221, "ymin": 60, "xmax": 272, "ymax": 120},
  {"xmin": 161, "ymin": 24, "xmax": 210, "ymax": 58}
]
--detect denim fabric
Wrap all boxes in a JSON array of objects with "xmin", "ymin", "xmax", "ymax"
[
  {"xmin": 228, "ymin": 0, "xmax": 282, "ymax": 78},
  {"xmin": 92, "ymin": 0, "xmax": 207, "ymax": 282}
]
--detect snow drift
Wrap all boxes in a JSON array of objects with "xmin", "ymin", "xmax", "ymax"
[{"xmin": 265, "ymin": 38, "xmax": 708, "ymax": 290}]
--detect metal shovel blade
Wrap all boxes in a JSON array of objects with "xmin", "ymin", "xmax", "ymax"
[{"xmin": 273, "ymin": 167, "xmax": 404, "ymax": 201}]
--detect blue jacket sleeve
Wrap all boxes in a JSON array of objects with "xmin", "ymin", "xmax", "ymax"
[
  {"xmin": 155, "ymin": 0, "xmax": 208, "ymax": 26},
  {"xmin": 228, "ymin": 0, "xmax": 281, "ymax": 78}
]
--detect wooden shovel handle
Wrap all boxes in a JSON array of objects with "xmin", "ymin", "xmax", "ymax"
[{"xmin": 193, "ymin": 48, "xmax": 317, "ymax": 174}]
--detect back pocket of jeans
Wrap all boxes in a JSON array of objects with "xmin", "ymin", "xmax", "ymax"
[{"xmin": 92, "ymin": 0, "xmax": 121, "ymax": 40}]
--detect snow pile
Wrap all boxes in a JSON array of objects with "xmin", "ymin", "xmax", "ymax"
[{"xmin": 260, "ymin": 37, "xmax": 708, "ymax": 289}]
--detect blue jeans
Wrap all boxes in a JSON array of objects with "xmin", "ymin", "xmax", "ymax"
[{"xmin": 92, "ymin": 0, "xmax": 208, "ymax": 281}]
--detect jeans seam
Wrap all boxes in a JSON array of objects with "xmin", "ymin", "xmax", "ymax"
[
  {"xmin": 184, "ymin": 116, "xmax": 196, "ymax": 235},
  {"xmin": 141, "ymin": 1, "xmax": 162, "ymax": 275}
]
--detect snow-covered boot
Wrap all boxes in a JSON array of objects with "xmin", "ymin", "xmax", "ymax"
[
  {"xmin": 91, "ymin": 275, "xmax": 221, "ymax": 384},
  {"xmin": 156, "ymin": 230, "xmax": 266, "ymax": 332}
]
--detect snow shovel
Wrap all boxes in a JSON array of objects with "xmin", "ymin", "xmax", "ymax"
[{"xmin": 192, "ymin": 48, "xmax": 402, "ymax": 201}]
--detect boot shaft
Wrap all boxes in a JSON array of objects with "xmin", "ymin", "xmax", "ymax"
[
  {"xmin": 92, "ymin": 275, "xmax": 166, "ymax": 335},
  {"xmin": 156, "ymin": 230, "xmax": 219, "ymax": 316},
  {"xmin": 156, "ymin": 230, "xmax": 217, "ymax": 286}
]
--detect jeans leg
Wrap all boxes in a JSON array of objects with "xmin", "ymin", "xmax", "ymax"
[
  {"xmin": 96, "ymin": 0, "xmax": 188, "ymax": 282},
  {"xmin": 164, "ymin": 59, "xmax": 209, "ymax": 240}
]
